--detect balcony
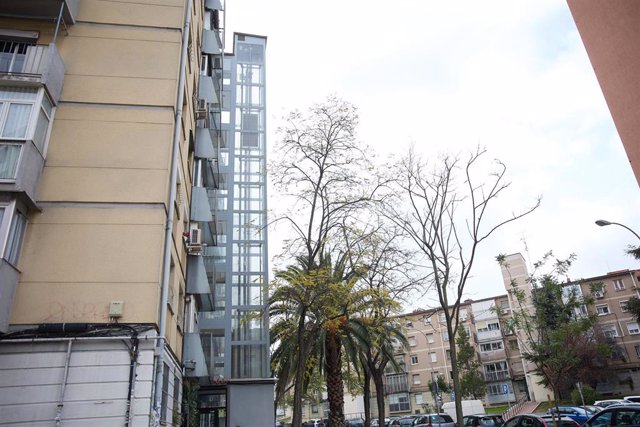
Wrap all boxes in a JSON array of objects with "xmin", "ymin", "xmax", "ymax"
[
  {"xmin": 0, "ymin": 1, "xmax": 79, "ymax": 24},
  {"xmin": 477, "ymin": 329, "xmax": 502, "ymax": 341},
  {"xmin": 384, "ymin": 373, "xmax": 409, "ymax": 394},
  {"xmin": 0, "ymin": 44, "xmax": 65, "ymax": 103}
]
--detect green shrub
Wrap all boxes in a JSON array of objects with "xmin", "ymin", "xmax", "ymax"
[{"xmin": 571, "ymin": 385, "xmax": 597, "ymax": 405}]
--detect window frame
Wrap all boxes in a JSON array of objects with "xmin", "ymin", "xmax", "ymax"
[
  {"xmin": 628, "ymin": 322, "xmax": 640, "ymax": 335},
  {"xmin": 596, "ymin": 304, "xmax": 610, "ymax": 316},
  {"xmin": 613, "ymin": 279, "xmax": 626, "ymax": 291},
  {"xmin": 0, "ymin": 199, "xmax": 27, "ymax": 266},
  {"xmin": 410, "ymin": 354, "xmax": 418, "ymax": 365}
]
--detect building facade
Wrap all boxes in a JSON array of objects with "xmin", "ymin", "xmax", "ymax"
[
  {"xmin": 0, "ymin": 1, "xmax": 271, "ymax": 426},
  {"xmin": 566, "ymin": 0, "xmax": 640, "ymax": 187}
]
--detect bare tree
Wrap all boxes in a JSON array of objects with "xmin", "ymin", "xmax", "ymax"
[{"xmin": 385, "ymin": 146, "xmax": 540, "ymax": 425}]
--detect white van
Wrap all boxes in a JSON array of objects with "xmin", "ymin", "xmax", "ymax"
[{"xmin": 441, "ymin": 400, "xmax": 486, "ymax": 422}]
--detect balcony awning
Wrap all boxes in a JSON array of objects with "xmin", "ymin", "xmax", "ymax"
[
  {"xmin": 187, "ymin": 255, "xmax": 212, "ymax": 294},
  {"xmin": 202, "ymin": 29, "xmax": 222, "ymax": 55},
  {"xmin": 183, "ymin": 333, "xmax": 209, "ymax": 378},
  {"xmin": 190, "ymin": 186, "xmax": 213, "ymax": 222},
  {"xmin": 0, "ymin": 0, "xmax": 79, "ymax": 24},
  {"xmin": 205, "ymin": 0, "xmax": 223, "ymax": 11},
  {"xmin": 198, "ymin": 75, "xmax": 219, "ymax": 104},
  {"xmin": 195, "ymin": 128, "xmax": 216, "ymax": 159}
]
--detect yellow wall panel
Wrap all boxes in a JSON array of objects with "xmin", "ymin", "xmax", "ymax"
[
  {"xmin": 11, "ymin": 282, "xmax": 160, "ymax": 324},
  {"xmin": 47, "ymin": 119, "xmax": 173, "ymax": 170},
  {"xmin": 38, "ymin": 168, "xmax": 169, "ymax": 203},
  {"xmin": 61, "ymin": 75, "xmax": 176, "ymax": 106},
  {"xmin": 78, "ymin": 0, "xmax": 183, "ymax": 29}
]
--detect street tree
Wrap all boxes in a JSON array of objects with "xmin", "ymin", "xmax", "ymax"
[
  {"xmin": 340, "ymin": 221, "xmax": 418, "ymax": 426},
  {"xmin": 270, "ymin": 96, "xmax": 386, "ymax": 426},
  {"xmin": 455, "ymin": 325, "xmax": 486, "ymax": 400},
  {"xmin": 498, "ymin": 252, "xmax": 616, "ymax": 409},
  {"xmin": 385, "ymin": 146, "xmax": 539, "ymax": 424}
]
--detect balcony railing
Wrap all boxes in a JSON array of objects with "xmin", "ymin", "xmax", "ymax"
[
  {"xmin": 485, "ymin": 370, "xmax": 510, "ymax": 382},
  {"xmin": 0, "ymin": 44, "xmax": 65, "ymax": 103}
]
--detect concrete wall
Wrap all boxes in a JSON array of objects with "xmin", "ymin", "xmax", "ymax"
[{"xmin": 228, "ymin": 382, "xmax": 275, "ymax": 427}]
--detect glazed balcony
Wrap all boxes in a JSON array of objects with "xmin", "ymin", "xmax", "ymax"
[
  {"xmin": 0, "ymin": 43, "xmax": 65, "ymax": 103},
  {"xmin": 478, "ymin": 348, "xmax": 507, "ymax": 362},
  {"xmin": 0, "ymin": 259, "xmax": 20, "ymax": 332},
  {"xmin": 384, "ymin": 373, "xmax": 409, "ymax": 394}
]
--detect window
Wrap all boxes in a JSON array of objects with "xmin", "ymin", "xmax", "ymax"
[
  {"xmin": 635, "ymin": 345, "xmax": 640, "ymax": 359},
  {"xmin": 410, "ymin": 355, "xmax": 418, "ymax": 365},
  {"xmin": 408, "ymin": 336, "xmax": 417, "ymax": 347},
  {"xmin": 388, "ymin": 393, "xmax": 410, "ymax": 412},
  {"xmin": 487, "ymin": 384, "xmax": 509, "ymax": 396},
  {"xmin": 413, "ymin": 374, "xmax": 421, "ymax": 385},
  {"xmin": 628, "ymin": 322, "xmax": 640, "ymax": 335},
  {"xmin": 439, "ymin": 313, "xmax": 446, "ymax": 323},
  {"xmin": 460, "ymin": 310, "xmax": 468, "ymax": 321},
  {"xmin": 415, "ymin": 393, "xmax": 424, "ymax": 405},
  {"xmin": 509, "ymin": 339, "xmax": 519, "ymax": 351},
  {"xmin": 613, "ymin": 279, "xmax": 625, "ymax": 291},
  {"xmin": 0, "ymin": 87, "xmax": 53, "ymax": 181},
  {"xmin": 596, "ymin": 304, "xmax": 610, "ymax": 316},
  {"xmin": 406, "ymin": 321, "xmax": 413, "ymax": 328},
  {"xmin": 0, "ymin": 201, "xmax": 27, "ymax": 266},
  {"xmin": 429, "ymin": 352, "xmax": 437, "ymax": 363},
  {"xmin": 477, "ymin": 322, "xmax": 500, "ymax": 333},
  {"xmin": 0, "ymin": 40, "xmax": 34, "ymax": 73},
  {"xmin": 480, "ymin": 341, "xmax": 503, "ymax": 352},
  {"xmin": 311, "ymin": 404, "xmax": 319, "ymax": 414},
  {"xmin": 488, "ymin": 322, "xmax": 500, "ymax": 331},
  {"xmin": 423, "ymin": 316, "xmax": 432, "ymax": 324},
  {"xmin": 602, "ymin": 324, "xmax": 618, "ymax": 338},
  {"xmin": 161, "ymin": 363, "xmax": 170, "ymax": 422},
  {"xmin": 500, "ymin": 300, "xmax": 511, "ymax": 311},
  {"xmin": 172, "ymin": 373, "xmax": 181, "ymax": 422},
  {"xmin": 621, "ymin": 300, "xmax": 630, "ymax": 312},
  {"xmin": 446, "ymin": 349, "xmax": 451, "ymax": 360},
  {"xmin": 442, "ymin": 331, "xmax": 449, "ymax": 342},
  {"xmin": 426, "ymin": 333, "xmax": 434, "ymax": 344}
]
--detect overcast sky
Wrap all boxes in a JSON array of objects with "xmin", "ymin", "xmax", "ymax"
[{"xmin": 226, "ymin": 0, "xmax": 640, "ymax": 309}]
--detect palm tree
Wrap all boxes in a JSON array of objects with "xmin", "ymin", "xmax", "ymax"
[{"xmin": 270, "ymin": 259, "xmax": 331, "ymax": 427}]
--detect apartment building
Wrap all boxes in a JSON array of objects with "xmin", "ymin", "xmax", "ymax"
[
  {"xmin": 0, "ymin": 1, "xmax": 271, "ymax": 426},
  {"xmin": 373, "ymin": 254, "xmax": 640, "ymax": 416}
]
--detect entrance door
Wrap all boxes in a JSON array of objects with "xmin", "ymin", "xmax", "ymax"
[{"xmin": 198, "ymin": 389, "xmax": 227, "ymax": 427}]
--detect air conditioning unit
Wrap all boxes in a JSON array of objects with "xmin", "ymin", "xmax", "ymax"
[
  {"xmin": 189, "ymin": 225, "xmax": 202, "ymax": 246},
  {"xmin": 195, "ymin": 98, "xmax": 208, "ymax": 119}
]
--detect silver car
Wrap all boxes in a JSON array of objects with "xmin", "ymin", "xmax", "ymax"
[{"xmin": 414, "ymin": 413, "xmax": 456, "ymax": 427}]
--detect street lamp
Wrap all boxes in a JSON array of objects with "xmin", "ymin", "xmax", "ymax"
[{"xmin": 595, "ymin": 219, "xmax": 640, "ymax": 241}]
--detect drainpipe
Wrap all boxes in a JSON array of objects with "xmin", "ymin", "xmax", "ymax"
[
  {"xmin": 53, "ymin": 340, "xmax": 73, "ymax": 426},
  {"xmin": 153, "ymin": 0, "xmax": 193, "ymax": 423}
]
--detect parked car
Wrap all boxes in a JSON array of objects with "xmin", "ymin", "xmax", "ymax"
[
  {"xmin": 414, "ymin": 413, "xmax": 456, "ymax": 427},
  {"xmin": 396, "ymin": 416, "xmax": 420, "ymax": 426},
  {"xmin": 594, "ymin": 400, "xmax": 627, "ymax": 408},
  {"xmin": 546, "ymin": 406, "xmax": 595, "ymax": 425},
  {"xmin": 302, "ymin": 420, "xmax": 325, "ymax": 427},
  {"xmin": 583, "ymin": 403, "xmax": 640, "ymax": 427},
  {"xmin": 539, "ymin": 415, "xmax": 581, "ymax": 427},
  {"xmin": 624, "ymin": 397, "xmax": 640, "ymax": 404},
  {"xmin": 584, "ymin": 406, "xmax": 603, "ymax": 414},
  {"xmin": 372, "ymin": 418, "xmax": 391, "ymax": 426},
  {"xmin": 345, "ymin": 418, "xmax": 364, "ymax": 427},
  {"xmin": 503, "ymin": 414, "xmax": 550, "ymax": 427},
  {"xmin": 388, "ymin": 417, "xmax": 402, "ymax": 426},
  {"xmin": 463, "ymin": 414, "xmax": 505, "ymax": 427}
]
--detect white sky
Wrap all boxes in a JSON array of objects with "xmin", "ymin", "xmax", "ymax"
[{"xmin": 226, "ymin": 0, "xmax": 640, "ymax": 309}]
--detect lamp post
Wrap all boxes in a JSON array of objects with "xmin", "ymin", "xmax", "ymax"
[{"xmin": 595, "ymin": 219, "xmax": 640, "ymax": 241}]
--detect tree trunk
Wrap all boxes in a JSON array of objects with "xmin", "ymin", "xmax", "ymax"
[
  {"xmin": 373, "ymin": 370, "xmax": 386, "ymax": 427},
  {"xmin": 326, "ymin": 331, "xmax": 345, "ymax": 427},
  {"xmin": 363, "ymin": 365, "xmax": 371, "ymax": 427},
  {"xmin": 293, "ymin": 310, "xmax": 309, "ymax": 427},
  {"xmin": 448, "ymin": 325, "xmax": 463, "ymax": 427}
]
